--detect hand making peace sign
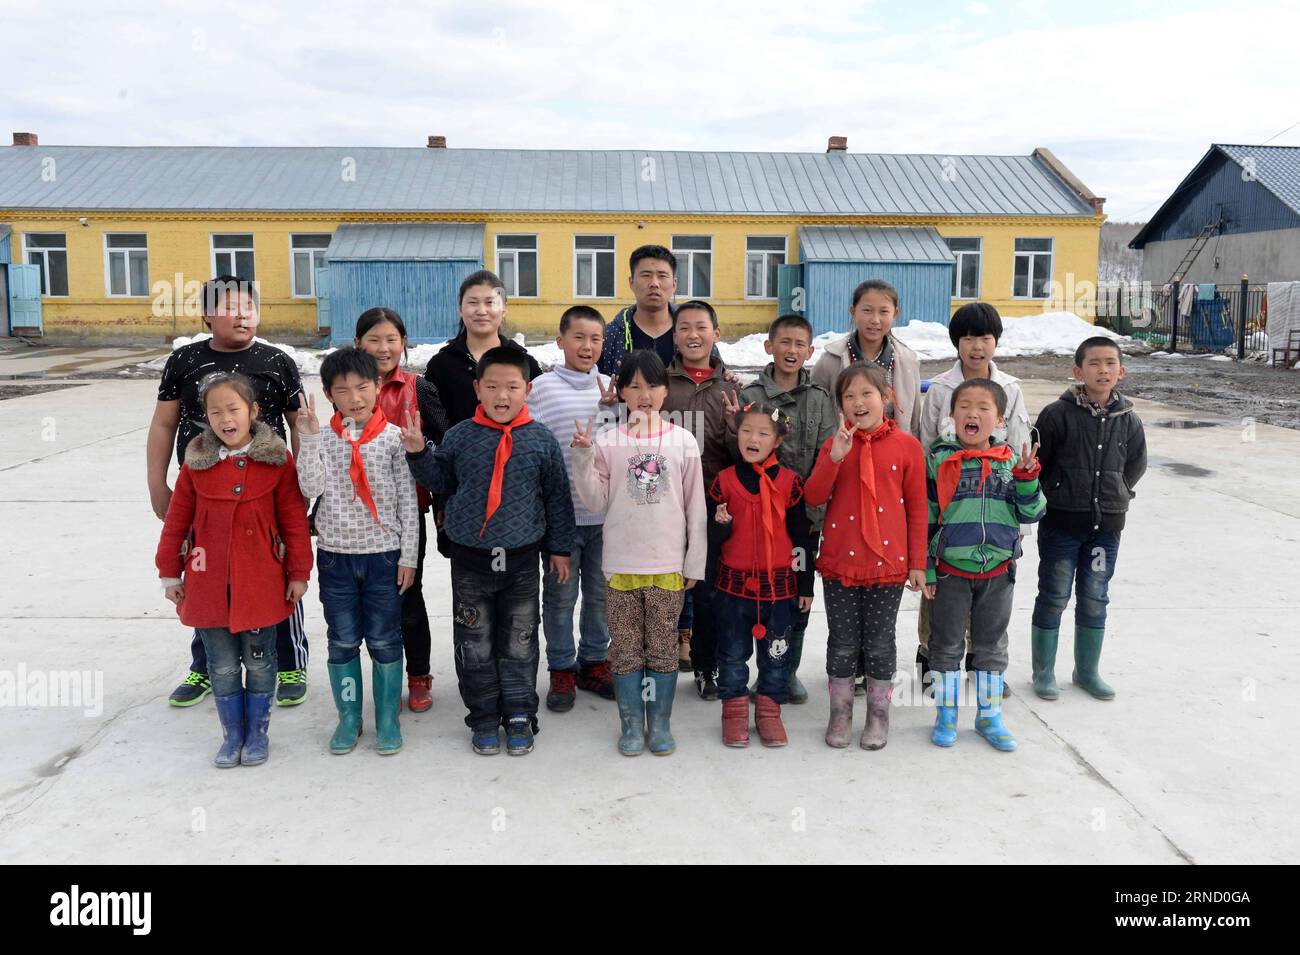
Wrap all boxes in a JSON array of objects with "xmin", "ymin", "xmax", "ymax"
[
  {"xmin": 1018, "ymin": 440, "xmax": 1041, "ymax": 473},
  {"xmin": 400, "ymin": 412, "xmax": 426, "ymax": 454},
  {"xmin": 596, "ymin": 375, "xmax": 619, "ymax": 407},
  {"xmin": 571, "ymin": 417, "xmax": 595, "ymax": 449},
  {"xmin": 720, "ymin": 389, "xmax": 741, "ymax": 424},
  {"xmin": 297, "ymin": 391, "xmax": 321, "ymax": 435},
  {"xmin": 829, "ymin": 413, "xmax": 860, "ymax": 463}
]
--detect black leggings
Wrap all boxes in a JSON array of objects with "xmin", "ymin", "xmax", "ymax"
[
  {"xmin": 402, "ymin": 513, "xmax": 432, "ymax": 676},
  {"xmin": 824, "ymin": 580, "xmax": 904, "ymax": 680}
]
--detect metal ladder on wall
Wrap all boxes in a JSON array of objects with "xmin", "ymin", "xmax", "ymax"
[
  {"xmin": 1165, "ymin": 218, "xmax": 1223, "ymax": 286},
  {"xmin": 1151, "ymin": 218, "xmax": 1224, "ymax": 323}
]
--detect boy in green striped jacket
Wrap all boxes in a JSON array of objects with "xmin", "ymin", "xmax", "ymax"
[{"xmin": 924, "ymin": 379, "xmax": 1044, "ymax": 752}]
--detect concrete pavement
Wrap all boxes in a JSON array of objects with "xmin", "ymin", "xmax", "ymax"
[{"xmin": 0, "ymin": 376, "xmax": 1296, "ymax": 864}]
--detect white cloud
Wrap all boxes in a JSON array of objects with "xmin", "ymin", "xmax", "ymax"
[{"xmin": 3, "ymin": 0, "xmax": 1298, "ymax": 219}]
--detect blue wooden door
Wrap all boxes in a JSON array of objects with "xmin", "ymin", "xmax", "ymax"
[
  {"xmin": 315, "ymin": 266, "xmax": 332, "ymax": 335},
  {"xmin": 6, "ymin": 264, "xmax": 42, "ymax": 334}
]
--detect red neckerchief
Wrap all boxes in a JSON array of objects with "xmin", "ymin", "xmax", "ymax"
[
  {"xmin": 330, "ymin": 408, "xmax": 390, "ymax": 529},
  {"xmin": 748, "ymin": 454, "xmax": 783, "ymax": 639},
  {"xmin": 936, "ymin": 445, "xmax": 1014, "ymax": 516},
  {"xmin": 851, "ymin": 419, "xmax": 895, "ymax": 562},
  {"xmin": 472, "ymin": 404, "xmax": 533, "ymax": 537}
]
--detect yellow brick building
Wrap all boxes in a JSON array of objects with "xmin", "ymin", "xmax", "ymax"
[{"xmin": 0, "ymin": 134, "xmax": 1103, "ymax": 342}]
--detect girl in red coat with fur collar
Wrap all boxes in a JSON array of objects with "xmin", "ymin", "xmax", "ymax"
[{"xmin": 156, "ymin": 372, "xmax": 313, "ymax": 768}]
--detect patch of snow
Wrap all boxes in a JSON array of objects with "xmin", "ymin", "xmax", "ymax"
[{"xmin": 137, "ymin": 312, "xmax": 1139, "ymax": 376}]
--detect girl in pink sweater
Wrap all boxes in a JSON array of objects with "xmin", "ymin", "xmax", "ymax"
[{"xmin": 572, "ymin": 350, "xmax": 708, "ymax": 757}]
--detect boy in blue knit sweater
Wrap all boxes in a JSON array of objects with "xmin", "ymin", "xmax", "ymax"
[{"xmin": 402, "ymin": 347, "xmax": 576, "ymax": 756}]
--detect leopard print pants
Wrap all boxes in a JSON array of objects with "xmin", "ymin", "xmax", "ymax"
[{"xmin": 605, "ymin": 584, "xmax": 685, "ymax": 676}]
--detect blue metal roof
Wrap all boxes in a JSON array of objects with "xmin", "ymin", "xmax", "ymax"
[
  {"xmin": 1217, "ymin": 145, "xmax": 1300, "ymax": 216},
  {"xmin": 798, "ymin": 225, "xmax": 955, "ymax": 263},
  {"xmin": 0, "ymin": 146, "xmax": 1095, "ymax": 217},
  {"xmin": 327, "ymin": 222, "xmax": 483, "ymax": 260}
]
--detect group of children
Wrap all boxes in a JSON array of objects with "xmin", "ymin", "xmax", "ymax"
[{"xmin": 154, "ymin": 249, "xmax": 1147, "ymax": 768}]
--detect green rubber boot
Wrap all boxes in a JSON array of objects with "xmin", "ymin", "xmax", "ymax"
[
  {"xmin": 372, "ymin": 658, "xmax": 404, "ymax": 754},
  {"xmin": 1030, "ymin": 626, "xmax": 1060, "ymax": 700},
  {"xmin": 1073, "ymin": 626, "xmax": 1116, "ymax": 700},
  {"xmin": 327, "ymin": 658, "xmax": 363, "ymax": 755},
  {"xmin": 613, "ymin": 671, "xmax": 646, "ymax": 756}
]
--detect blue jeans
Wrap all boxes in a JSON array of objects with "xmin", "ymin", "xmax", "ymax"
[
  {"xmin": 713, "ymin": 590, "xmax": 796, "ymax": 703},
  {"xmin": 541, "ymin": 524, "xmax": 609, "ymax": 671},
  {"xmin": 1032, "ymin": 524, "xmax": 1121, "ymax": 632},
  {"xmin": 189, "ymin": 601, "xmax": 308, "ymax": 674},
  {"xmin": 318, "ymin": 549, "xmax": 405, "ymax": 665},
  {"xmin": 198, "ymin": 626, "xmax": 278, "ymax": 697}
]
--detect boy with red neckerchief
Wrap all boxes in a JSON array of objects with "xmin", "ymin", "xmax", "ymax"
[
  {"xmin": 402, "ymin": 347, "xmax": 576, "ymax": 757},
  {"xmin": 709, "ymin": 402, "xmax": 812, "ymax": 748},
  {"xmin": 924, "ymin": 379, "xmax": 1045, "ymax": 753},
  {"xmin": 296, "ymin": 347, "xmax": 419, "ymax": 757}
]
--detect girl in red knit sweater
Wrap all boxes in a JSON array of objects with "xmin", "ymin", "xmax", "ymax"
[
  {"xmin": 804, "ymin": 363, "xmax": 927, "ymax": 751},
  {"xmin": 156, "ymin": 372, "xmax": 313, "ymax": 769},
  {"xmin": 709, "ymin": 402, "xmax": 812, "ymax": 748}
]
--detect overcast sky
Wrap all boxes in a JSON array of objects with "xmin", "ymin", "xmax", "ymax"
[{"xmin": 3, "ymin": 0, "xmax": 1296, "ymax": 220}]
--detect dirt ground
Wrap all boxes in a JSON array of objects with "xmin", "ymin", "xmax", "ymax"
[
  {"xmin": 958, "ymin": 354, "xmax": 1300, "ymax": 431},
  {"xmin": 5, "ymin": 346, "xmax": 1297, "ymax": 430}
]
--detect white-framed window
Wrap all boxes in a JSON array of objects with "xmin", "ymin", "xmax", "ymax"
[
  {"xmin": 1013, "ymin": 237, "xmax": 1053, "ymax": 298},
  {"xmin": 573, "ymin": 234, "xmax": 615, "ymax": 298},
  {"xmin": 212, "ymin": 234, "xmax": 256, "ymax": 281},
  {"xmin": 672, "ymin": 235, "xmax": 712, "ymax": 298},
  {"xmin": 945, "ymin": 237, "xmax": 981, "ymax": 299},
  {"xmin": 496, "ymin": 234, "xmax": 538, "ymax": 298},
  {"xmin": 291, "ymin": 234, "xmax": 332, "ymax": 298},
  {"xmin": 23, "ymin": 232, "xmax": 68, "ymax": 297},
  {"xmin": 745, "ymin": 235, "xmax": 786, "ymax": 299},
  {"xmin": 103, "ymin": 233, "xmax": 149, "ymax": 297}
]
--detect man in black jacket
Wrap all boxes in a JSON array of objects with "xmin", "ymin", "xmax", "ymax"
[{"xmin": 1030, "ymin": 337, "xmax": 1147, "ymax": 702}]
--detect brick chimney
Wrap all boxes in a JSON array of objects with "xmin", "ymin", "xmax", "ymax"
[
  {"xmin": 12, "ymin": 132, "xmax": 38, "ymax": 146},
  {"xmin": 827, "ymin": 135, "xmax": 847, "ymax": 153},
  {"xmin": 427, "ymin": 135, "xmax": 447, "ymax": 148}
]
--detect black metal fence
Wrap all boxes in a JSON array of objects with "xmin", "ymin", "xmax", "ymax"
[{"xmin": 1095, "ymin": 280, "xmax": 1269, "ymax": 357}]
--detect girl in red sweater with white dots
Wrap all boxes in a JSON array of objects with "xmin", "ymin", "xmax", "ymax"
[{"xmin": 804, "ymin": 363, "xmax": 928, "ymax": 752}]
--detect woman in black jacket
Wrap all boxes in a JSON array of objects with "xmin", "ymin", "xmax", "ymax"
[{"xmin": 423, "ymin": 269, "xmax": 544, "ymax": 557}]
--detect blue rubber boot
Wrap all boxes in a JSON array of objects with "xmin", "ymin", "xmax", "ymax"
[
  {"xmin": 327, "ymin": 658, "xmax": 363, "ymax": 755},
  {"xmin": 213, "ymin": 692, "xmax": 245, "ymax": 768},
  {"xmin": 372, "ymin": 658, "xmax": 404, "ymax": 755},
  {"xmin": 645, "ymin": 670, "xmax": 678, "ymax": 756},
  {"xmin": 1073, "ymin": 626, "xmax": 1116, "ymax": 700},
  {"xmin": 931, "ymin": 670, "xmax": 960, "ymax": 747},
  {"xmin": 613, "ymin": 671, "xmax": 646, "ymax": 756},
  {"xmin": 240, "ymin": 690, "xmax": 273, "ymax": 766},
  {"xmin": 1031, "ymin": 626, "xmax": 1060, "ymax": 700},
  {"xmin": 974, "ymin": 670, "xmax": 1017, "ymax": 752}
]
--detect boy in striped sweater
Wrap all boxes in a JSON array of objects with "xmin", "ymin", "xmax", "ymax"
[
  {"xmin": 924, "ymin": 379, "xmax": 1045, "ymax": 752},
  {"xmin": 528, "ymin": 306, "xmax": 620, "ymax": 711}
]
